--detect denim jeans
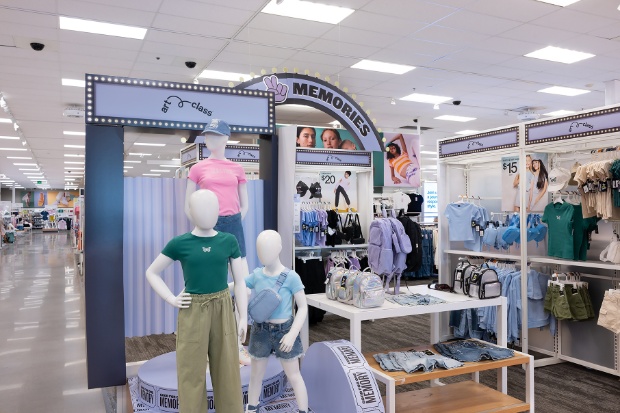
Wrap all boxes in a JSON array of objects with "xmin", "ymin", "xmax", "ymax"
[
  {"xmin": 434, "ymin": 340, "xmax": 514, "ymax": 362},
  {"xmin": 374, "ymin": 351, "xmax": 462, "ymax": 373},
  {"xmin": 215, "ymin": 213, "xmax": 246, "ymax": 257},
  {"xmin": 386, "ymin": 294, "xmax": 446, "ymax": 306}
]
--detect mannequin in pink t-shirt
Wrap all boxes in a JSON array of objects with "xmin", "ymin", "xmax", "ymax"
[{"xmin": 185, "ymin": 119, "xmax": 252, "ymax": 365}]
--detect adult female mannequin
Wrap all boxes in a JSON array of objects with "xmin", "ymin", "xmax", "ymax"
[
  {"xmin": 146, "ymin": 189, "xmax": 247, "ymax": 413},
  {"xmin": 245, "ymin": 230, "xmax": 308, "ymax": 413}
]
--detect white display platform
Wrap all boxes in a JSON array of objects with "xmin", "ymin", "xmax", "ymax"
[{"xmin": 134, "ymin": 351, "xmax": 285, "ymax": 412}]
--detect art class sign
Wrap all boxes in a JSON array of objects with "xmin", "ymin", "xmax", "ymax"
[
  {"xmin": 439, "ymin": 127, "xmax": 519, "ymax": 158},
  {"xmin": 526, "ymin": 105, "xmax": 620, "ymax": 144},
  {"xmin": 237, "ymin": 73, "xmax": 382, "ymax": 151},
  {"xmin": 85, "ymin": 74, "xmax": 274, "ymax": 134}
]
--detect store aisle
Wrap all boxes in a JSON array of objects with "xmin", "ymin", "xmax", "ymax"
[{"xmin": 0, "ymin": 232, "xmax": 106, "ymax": 413}]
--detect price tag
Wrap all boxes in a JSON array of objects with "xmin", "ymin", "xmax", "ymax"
[
  {"xmin": 479, "ymin": 229, "xmax": 485, "ymax": 237},
  {"xmin": 600, "ymin": 180, "xmax": 608, "ymax": 192},
  {"xmin": 471, "ymin": 220, "xmax": 476, "ymax": 228}
]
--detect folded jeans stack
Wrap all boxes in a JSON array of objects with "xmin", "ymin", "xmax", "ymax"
[
  {"xmin": 385, "ymin": 293, "xmax": 446, "ymax": 306},
  {"xmin": 373, "ymin": 350, "xmax": 463, "ymax": 373},
  {"xmin": 434, "ymin": 340, "xmax": 514, "ymax": 362}
]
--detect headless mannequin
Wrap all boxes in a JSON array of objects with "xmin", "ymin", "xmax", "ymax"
[
  {"xmin": 146, "ymin": 190, "xmax": 248, "ymax": 412},
  {"xmin": 246, "ymin": 230, "xmax": 308, "ymax": 413}
]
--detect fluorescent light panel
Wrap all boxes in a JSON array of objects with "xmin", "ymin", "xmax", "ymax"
[
  {"xmin": 261, "ymin": 0, "xmax": 354, "ymax": 25},
  {"xmin": 159, "ymin": 165, "xmax": 178, "ymax": 168},
  {"xmin": 61, "ymin": 79, "xmax": 86, "ymax": 88},
  {"xmin": 434, "ymin": 115, "xmax": 477, "ymax": 122},
  {"xmin": 0, "ymin": 136, "xmax": 19, "ymax": 140},
  {"xmin": 64, "ymin": 144, "xmax": 85, "ymax": 148},
  {"xmin": 123, "ymin": 166, "xmax": 134, "ymax": 169},
  {"xmin": 0, "ymin": 118, "xmax": 12, "ymax": 123},
  {"xmin": 538, "ymin": 86, "xmax": 590, "ymax": 96},
  {"xmin": 543, "ymin": 110, "xmax": 576, "ymax": 116},
  {"xmin": 0, "ymin": 148, "xmax": 27, "ymax": 151},
  {"xmin": 7, "ymin": 156, "xmax": 32, "ymax": 159},
  {"xmin": 13, "ymin": 163, "xmax": 37, "ymax": 166},
  {"xmin": 64, "ymin": 154, "xmax": 84, "ymax": 158},
  {"xmin": 536, "ymin": 0, "xmax": 580, "ymax": 6},
  {"xmin": 351, "ymin": 59, "xmax": 414, "ymax": 75},
  {"xmin": 143, "ymin": 173, "xmax": 161, "ymax": 176},
  {"xmin": 150, "ymin": 169, "xmax": 171, "ymax": 173},
  {"xmin": 19, "ymin": 169, "xmax": 39, "ymax": 171},
  {"xmin": 456, "ymin": 130, "xmax": 480, "ymax": 135},
  {"xmin": 420, "ymin": 151, "xmax": 438, "ymax": 155},
  {"xmin": 64, "ymin": 167, "xmax": 84, "ymax": 170},
  {"xmin": 400, "ymin": 93, "xmax": 452, "ymax": 104},
  {"xmin": 124, "ymin": 160, "xmax": 141, "ymax": 163},
  {"xmin": 64, "ymin": 161, "xmax": 85, "ymax": 165},
  {"xmin": 129, "ymin": 152, "xmax": 151, "ymax": 156},
  {"xmin": 59, "ymin": 16, "xmax": 147, "ymax": 40},
  {"xmin": 63, "ymin": 131, "xmax": 86, "ymax": 136},
  {"xmin": 198, "ymin": 70, "xmax": 251, "ymax": 82},
  {"xmin": 525, "ymin": 46, "xmax": 594, "ymax": 64},
  {"xmin": 134, "ymin": 142, "xmax": 165, "ymax": 147}
]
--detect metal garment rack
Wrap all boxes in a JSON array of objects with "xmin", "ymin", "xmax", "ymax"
[{"xmin": 437, "ymin": 104, "xmax": 620, "ymax": 377}]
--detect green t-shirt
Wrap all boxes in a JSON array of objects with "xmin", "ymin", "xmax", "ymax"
[
  {"xmin": 571, "ymin": 204, "xmax": 601, "ymax": 261},
  {"xmin": 161, "ymin": 232, "xmax": 241, "ymax": 294},
  {"xmin": 542, "ymin": 202, "xmax": 574, "ymax": 260}
]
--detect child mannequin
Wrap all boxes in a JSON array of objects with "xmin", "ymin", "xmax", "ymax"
[
  {"xmin": 245, "ymin": 230, "xmax": 309, "ymax": 413},
  {"xmin": 146, "ymin": 189, "xmax": 248, "ymax": 413}
]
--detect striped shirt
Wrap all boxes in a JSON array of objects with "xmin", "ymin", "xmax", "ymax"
[{"xmin": 389, "ymin": 153, "xmax": 411, "ymax": 177}]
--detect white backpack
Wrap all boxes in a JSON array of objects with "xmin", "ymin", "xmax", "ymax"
[
  {"xmin": 352, "ymin": 268, "xmax": 384, "ymax": 309},
  {"xmin": 325, "ymin": 266, "xmax": 347, "ymax": 300}
]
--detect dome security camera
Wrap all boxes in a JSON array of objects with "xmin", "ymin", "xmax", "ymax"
[
  {"xmin": 30, "ymin": 42, "xmax": 45, "ymax": 51},
  {"xmin": 413, "ymin": 119, "xmax": 418, "ymax": 123},
  {"xmin": 185, "ymin": 61, "xmax": 197, "ymax": 69},
  {"xmin": 452, "ymin": 100, "xmax": 461, "ymax": 106}
]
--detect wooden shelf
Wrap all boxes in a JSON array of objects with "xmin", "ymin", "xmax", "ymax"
[
  {"xmin": 391, "ymin": 381, "xmax": 530, "ymax": 413},
  {"xmin": 364, "ymin": 344, "xmax": 530, "ymax": 385}
]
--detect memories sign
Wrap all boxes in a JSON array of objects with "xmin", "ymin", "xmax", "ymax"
[
  {"xmin": 85, "ymin": 74, "xmax": 274, "ymax": 134},
  {"xmin": 237, "ymin": 73, "xmax": 382, "ymax": 151}
]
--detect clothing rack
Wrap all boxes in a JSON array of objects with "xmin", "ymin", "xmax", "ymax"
[{"xmin": 457, "ymin": 195, "xmax": 502, "ymax": 201}]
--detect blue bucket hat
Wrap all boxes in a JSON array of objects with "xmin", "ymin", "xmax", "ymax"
[{"xmin": 201, "ymin": 119, "xmax": 230, "ymax": 137}]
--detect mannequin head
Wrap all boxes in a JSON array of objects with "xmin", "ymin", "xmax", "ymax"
[
  {"xmin": 188, "ymin": 189, "xmax": 219, "ymax": 230},
  {"xmin": 204, "ymin": 134, "xmax": 228, "ymax": 158},
  {"xmin": 256, "ymin": 230, "xmax": 283, "ymax": 266}
]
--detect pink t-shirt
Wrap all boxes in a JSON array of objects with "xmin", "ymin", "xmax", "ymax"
[{"xmin": 188, "ymin": 158, "xmax": 247, "ymax": 216}]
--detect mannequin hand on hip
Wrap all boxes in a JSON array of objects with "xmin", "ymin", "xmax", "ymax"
[
  {"xmin": 165, "ymin": 292, "xmax": 192, "ymax": 308},
  {"xmin": 279, "ymin": 331, "xmax": 297, "ymax": 353}
]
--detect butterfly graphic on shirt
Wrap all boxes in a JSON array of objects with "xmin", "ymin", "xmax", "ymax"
[
  {"xmin": 556, "ymin": 216, "xmax": 561, "ymax": 220},
  {"xmin": 202, "ymin": 247, "xmax": 212, "ymax": 253}
]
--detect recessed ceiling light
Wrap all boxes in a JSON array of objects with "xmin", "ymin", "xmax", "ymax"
[
  {"xmin": 400, "ymin": 93, "xmax": 452, "ymax": 104},
  {"xmin": 64, "ymin": 154, "xmax": 84, "ymax": 157},
  {"xmin": 455, "ymin": 130, "xmax": 481, "ymax": 135},
  {"xmin": 143, "ymin": 173, "xmax": 161, "ymax": 176},
  {"xmin": 0, "ymin": 148, "xmax": 27, "ymax": 151},
  {"xmin": 150, "ymin": 169, "xmax": 171, "ymax": 173},
  {"xmin": 538, "ymin": 86, "xmax": 590, "ymax": 96},
  {"xmin": 536, "ymin": 0, "xmax": 580, "ymax": 6},
  {"xmin": 59, "ymin": 16, "xmax": 147, "ymax": 40},
  {"xmin": 64, "ymin": 161, "xmax": 85, "ymax": 165},
  {"xmin": 434, "ymin": 115, "xmax": 477, "ymax": 122},
  {"xmin": 123, "ymin": 166, "xmax": 134, "ymax": 169},
  {"xmin": 420, "ymin": 151, "xmax": 438, "ymax": 155},
  {"xmin": 158, "ymin": 164, "xmax": 178, "ymax": 168},
  {"xmin": 261, "ymin": 0, "xmax": 354, "ymax": 24},
  {"xmin": 61, "ymin": 79, "xmax": 86, "ymax": 88},
  {"xmin": 6, "ymin": 156, "xmax": 32, "ymax": 159},
  {"xmin": 198, "ymin": 70, "xmax": 252, "ymax": 82},
  {"xmin": 525, "ymin": 46, "xmax": 594, "ymax": 64},
  {"xmin": 124, "ymin": 160, "xmax": 141, "ymax": 163},
  {"xmin": 543, "ymin": 110, "xmax": 576, "ymax": 116},
  {"xmin": 63, "ymin": 131, "xmax": 86, "ymax": 136},
  {"xmin": 351, "ymin": 60, "xmax": 415, "ymax": 75},
  {"xmin": 134, "ymin": 142, "xmax": 166, "ymax": 147},
  {"xmin": 24, "ymin": 173, "xmax": 44, "ymax": 175},
  {"xmin": 64, "ymin": 144, "xmax": 85, "ymax": 149},
  {"xmin": 65, "ymin": 178, "xmax": 76, "ymax": 181},
  {"xmin": 0, "ymin": 118, "xmax": 12, "ymax": 123},
  {"xmin": 129, "ymin": 152, "xmax": 151, "ymax": 156},
  {"xmin": 13, "ymin": 163, "xmax": 37, "ymax": 166},
  {"xmin": 64, "ymin": 167, "xmax": 85, "ymax": 170},
  {"xmin": 18, "ymin": 169, "xmax": 40, "ymax": 171}
]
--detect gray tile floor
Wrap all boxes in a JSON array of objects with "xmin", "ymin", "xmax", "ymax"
[{"xmin": 0, "ymin": 231, "xmax": 106, "ymax": 412}]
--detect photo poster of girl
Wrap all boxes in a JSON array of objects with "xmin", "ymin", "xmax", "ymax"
[
  {"xmin": 34, "ymin": 190, "xmax": 47, "ymax": 208},
  {"xmin": 501, "ymin": 153, "xmax": 549, "ymax": 213},
  {"xmin": 19, "ymin": 190, "xmax": 34, "ymax": 208},
  {"xmin": 296, "ymin": 126, "xmax": 359, "ymax": 150},
  {"xmin": 383, "ymin": 133, "xmax": 421, "ymax": 188}
]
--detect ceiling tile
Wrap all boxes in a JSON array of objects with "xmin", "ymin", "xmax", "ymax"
[
  {"xmin": 159, "ymin": 0, "xmax": 254, "ymax": 26},
  {"xmin": 361, "ymin": 0, "xmax": 458, "ymax": 23},
  {"xmin": 248, "ymin": 14, "xmax": 333, "ymax": 38},
  {"xmin": 387, "ymin": 37, "xmax": 463, "ymax": 56},
  {"xmin": 341, "ymin": 10, "xmax": 429, "ymax": 37},
  {"xmin": 225, "ymin": 42, "xmax": 297, "ymax": 60},
  {"xmin": 69, "ymin": 0, "xmax": 164, "ymax": 12},
  {"xmin": 463, "ymin": 0, "xmax": 557, "ymax": 22},
  {"xmin": 412, "ymin": 25, "xmax": 489, "ymax": 47},
  {"xmin": 500, "ymin": 24, "xmax": 576, "ymax": 45},
  {"xmin": 235, "ymin": 27, "xmax": 315, "ymax": 49},
  {"xmin": 531, "ymin": 8, "xmax": 619, "ymax": 35},
  {"xmin": 58, "ymin": 0, "xmax": 156, "ymax": 27},
  {"xmin": 320, "ymin": 26, "xmax": 401, "ymax": 49},
  {"xmin": 435, "ymin": 10, "xmax": 523, "ymax": 36},
  {"xmin": 151, "ymin": 14, "xmax": 239, "ymax": 38},
  {"xmin": 0, "ymin": 1, "xmax": 58, "ymax": 13},
  {"xmin": 305, "ymin": 38, "xmax": 381, "ymax": 59}
]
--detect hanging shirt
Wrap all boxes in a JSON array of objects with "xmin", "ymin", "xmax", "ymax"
[
  {"xmin": 444, "ymin": 202, "xmax": 482, "ymax": 242},
  {"xmin": 41, "ymin": 211, "xmax": 49, "ymax": 221},
  {"xmin": 463, "ymin": 205, "xmax": 489, "ymax": 252},
  {"xmin": 161, "ymin": 232, "xmax": 241, "ymax": 294},
  {"xmin": 542, "ymin": 202, "xmax": 575, "ymax": 260},
  {"xmin": 392, "ymin": 191, "xmax": 410, "ymax": 210},
  {"xmin": 407, "ymin": 194, "xmax": 424, "ymax": 215},
  {"xmin": 188, "ymin": 158, "xmax": 247, "ymax": 216}
]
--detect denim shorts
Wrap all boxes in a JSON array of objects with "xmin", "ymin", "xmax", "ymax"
[
  {"xmin": 434, "ymin": 340, "xmax": 514, "ymax": 362},
  {"xmin": 215, "ymin": 213, "xmax": 246, "ymax": 257},
  {"xmin": 374, "ymin": 351, "xmax": 462, "ymax": 373},
  {"xmin": 248, "ymin": 317, "xmax": 303, "ymax": 360}
]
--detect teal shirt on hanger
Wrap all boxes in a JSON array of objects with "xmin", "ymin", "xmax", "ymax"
[{"xmin": 542, "ymin": 202, "xmax": 574, "ymax": 260}]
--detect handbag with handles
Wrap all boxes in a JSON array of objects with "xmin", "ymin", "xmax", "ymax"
[
  {"xmin": 248, "ymin": 270, "xmax": 289, "ymax": 323},
  {"xmin": 343, "ymin": 213, "xmax": 365, "ymax": 244},
  {"xmin": 326, "ymin": 210, "xmax": 345, "ymax": 246}
]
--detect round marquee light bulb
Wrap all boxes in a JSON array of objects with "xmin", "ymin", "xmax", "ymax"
[
  {"xmin": 283, "ymin": 67, "xmax": 288, "ymax": 73},
  {"xmin": 228, "ymin": 82, "xmax": 234, "ymax": 87},
  {"xmin": 250, "ymin": 72, "xmax": 255, "ymax": 78},
  {"xmin": 293, "ymin": 68, "xmax": 299, "ymax": 73},
  {"xmin": 304, "ymin": 69, "xmax": 310, "ymax": 75},
  {"xmin": 272, "ymin": 67, "xmax": 278, "ymax": 73},
  {"xmin": 260, "ymin": 69, "xmax": 266, "ymax": 75}
]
